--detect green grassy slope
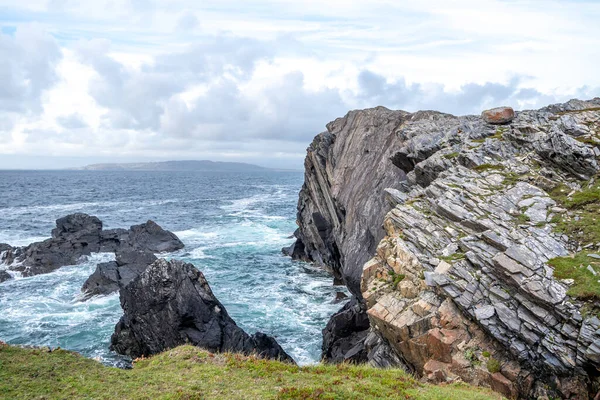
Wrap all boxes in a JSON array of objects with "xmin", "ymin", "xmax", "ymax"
[{"xmin": 0, "ymin": 343, "xmax": 503, "ymax": 400}]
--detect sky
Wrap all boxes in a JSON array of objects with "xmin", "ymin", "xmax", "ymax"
[{"xmin": 0, "ymin": 0, "xmax": 599, "ymax": 169}]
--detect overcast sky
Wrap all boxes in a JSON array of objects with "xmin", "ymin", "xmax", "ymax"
[{"xmin": 1, "ymin": 0, "xmax": 599, "ymax": 169}]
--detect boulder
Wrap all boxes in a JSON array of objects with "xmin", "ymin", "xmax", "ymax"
[
  {"xmin": 481, "ymin": 107, "xmax": 515, "ymax": 124},
  {"xmin": 51, "ymin": 213, "xmax": 103, "ymax": 240},
  {"xmin": 110, "ymin": 259, "xmax": 293, "ymax": 363},
  {"xmin": 127, "ymin": 220, "xmax": 184, "ymax": 253}
]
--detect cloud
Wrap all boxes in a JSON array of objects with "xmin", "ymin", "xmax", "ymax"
[
  {"xmin": 0, "ymin": 24, "xmax": 61, "ymax": 116},
  {"xmin": 177, "ymin": 11, "xmax": 200, "ymax": 33},
  {"xmin": 56, "ymin": 113, "xmax": 88, "ymax": 129},
  {"xmin": 0, "ymin": 1, "xmax": 599, "ymax": 169}
]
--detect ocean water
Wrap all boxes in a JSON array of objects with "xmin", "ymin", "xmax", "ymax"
[{"xmin": 0, "ymin": 170, "xmax": 346, "ymax": 366}]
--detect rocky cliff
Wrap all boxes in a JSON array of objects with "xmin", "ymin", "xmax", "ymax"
[{"xmin": 292, "ymin": 98, "xmax": 600, "ymax": 399}]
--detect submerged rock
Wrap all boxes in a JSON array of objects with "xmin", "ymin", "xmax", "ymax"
[{"xmin": 110, "ymin": 259, "xmax": 293, "ymax": 363}]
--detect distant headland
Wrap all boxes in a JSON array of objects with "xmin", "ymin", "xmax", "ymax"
[{"xmin": 70, "ymin": 160, "xmax": 271, "ymax": 172}]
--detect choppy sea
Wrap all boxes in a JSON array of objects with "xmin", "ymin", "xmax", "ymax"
[{"xmin": 0, "ymin": 170, "xmax": 345, "ymax": 366}]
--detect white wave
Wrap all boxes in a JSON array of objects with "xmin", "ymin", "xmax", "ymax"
[
  {"xmin": 189, "ymin": 247, "xmax": 214, "ymax": 259},
  {"xmin": 0, "ymin": 201, "xmax": 127, "ymax": 217},
  {"xmin": 174, "ymin": 229, "xmax": 219, "ymax": 240},
  {"xmin": 0, "ymin": 232, "xmax": 49, "ymax": 247}
]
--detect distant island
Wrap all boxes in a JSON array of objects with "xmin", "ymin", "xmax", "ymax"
[{"xmin": 72, "ymin": 160, "xmax": 270, "ymax": 172}]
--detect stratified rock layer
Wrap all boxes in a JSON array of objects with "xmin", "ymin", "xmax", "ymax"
[
  {"xmin": 110, "ymin": 259, "xmax": 293, "ymax": 363},
  {"xmin": 293, "ymin": 98, "xmax": 600, "ymax": 398},
  {"xmin": 292, "ymin": 107, "xmax": 408, "ymax": 294}
]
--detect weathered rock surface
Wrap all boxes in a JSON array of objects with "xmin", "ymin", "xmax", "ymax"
[
  {"xmin": 80, "ymin": 248, "xmax": 158, "ymax": 300},
  {"xmin": 321, "ymin": 297, "xmax": 370, "ymax": 363},
  {"xmin": 291, "ymin": 107, "xmax": 408, "ymax": 294},
  {"xmin": 293, "ymin": 98, "xmax": 600, "ymax": 398},
  {"xmin": 110, "ymin": 259, "xmax": 293, "ymax": 363},
  {"xmin": 0, "ymin": 214, "xmax": 183, "ymax": 286},
  {"xmin": 482, "ymin": 106, "xmax": 515, "ymax": 124},
  {"xmin": 126, "ymin": 220, "xmax": 184, "ymax": 253}
]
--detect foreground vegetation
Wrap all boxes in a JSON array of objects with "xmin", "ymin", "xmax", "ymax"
[
  {"xmin": 0, "ymin": 343, "xmax": 503, "ymax": 400},
  {"xmin": 549, "ymin": 178, "xmax": 600, "ymax": 299}
]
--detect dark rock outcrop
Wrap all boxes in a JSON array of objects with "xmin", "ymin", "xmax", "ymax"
[
  {"xmin": 126, "ymin": 220, "xmax": 184, "ymax": 253},
  {"xmin": 0, "ymin": 270, "xmax": 11, "ymax": 283},
  {"xmin": 294, "ymin": 98, "xmax": 600, "ymax": 398},
  {"xmin": 2, "ymin": 214, "xmax": 183, "ymax": 281},
  {"xmin": 80, "ymin": 248, "xmax": 158, "ymax": 300},
  {"xmin": 110, "ymin": 259, "xmax": 293, "ymax": 363},
  {"xmin": 321, "ymin": 297, "xmax": 370, "ymax": 363}
]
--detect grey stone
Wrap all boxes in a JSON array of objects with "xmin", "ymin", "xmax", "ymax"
[{"xmin": 474, "ymin": 305, "xmax": 495, "ymax": 320}]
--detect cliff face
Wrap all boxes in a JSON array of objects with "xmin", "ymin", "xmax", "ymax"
[
  {"xmin": 291, "ymin": 107, "xmax": 408, "ymax": 294},
  {"xmin": 293, "ymin": 98, "xmax": 600, "ymax": 399}
]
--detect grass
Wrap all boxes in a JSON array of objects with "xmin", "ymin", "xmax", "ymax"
[
  {"xmin": 0, "ymin": 343, "xmax": 504, "ymax": 400},
  {"xmin": 439, "ymin": 252, "xmax": 466, "ymax": 263},
  {"xmin": 389, "ymin": 270, "xmax": 406, "ymax": 287},
  {"xmin": 547, "ymin": 178, "xmax": 600, "ymax": 300},
  {"xmin": 516, "ymin": 213, "xmax": 531, "ymax": 224},
  {"xmin": 549, "ymin": 180, "xmax": 600, "ymax": 246},
  {"xmin": 444, "ymin": 152, "xmax": 460, "ymax": 160},
  {"xmin": 575, "ymin": 136, "xmax": 600, "ymax": 146},
  {"xmin": 486, "ymin": 359, "xmax": 501, "ymax": 374},
  {"xmin": 549, "ymin": 253, "xmax": 600, "ymax": 300},
  {"xmin": 501, "ymin": 172, "xmax": 521, "ymax": 186},
  {"xmin": 473, "ymin": 164, "xmax": 505, "ymax": 172}
]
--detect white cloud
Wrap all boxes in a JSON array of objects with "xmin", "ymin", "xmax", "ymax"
[{"xmin": 0, "ymin": 0, "xmax": 599, "ymax": 169}]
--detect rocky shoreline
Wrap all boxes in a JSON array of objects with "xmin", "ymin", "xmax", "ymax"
[
  {"xmin": 0, "ymin": 214, "xmax": 292, "ymax": 364},
  {"xmin": 290, "ymin": 98, "xmax": 600, "ymax": 399}
]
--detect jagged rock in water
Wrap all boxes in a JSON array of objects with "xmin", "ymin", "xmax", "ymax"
[
  {"xmin": 110, "ymin": 259, "xmax": 293, "ymax": 363},
  {"xmin": 2, "ymin": 213, "xmax": 183, "ymax": 279},
  {"xmin": 294, "ymin": 98, "xmax": 600, "ymax": 398},
  {"xmin": 0, "ymin": 244, "xmax": 12, "ymax": 283},
  {"xmin": 80, "ymin": 248, "xmax": 158, "ymax": 300},
  {"xmin": 126, "ymin": 220, "xmax": 184, "ymax": 253},
  {"xmin": 0, "ymin": 270, "xmax": 11, "ymax": 283},
  {"xmin": 482, "ymin": 106, "xmax": 515, "ymax": 124}
]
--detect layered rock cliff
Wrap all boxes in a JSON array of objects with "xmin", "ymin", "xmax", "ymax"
[{"xmin": 292, "ymin": 98, "xmax": 600, "ymax": 398}]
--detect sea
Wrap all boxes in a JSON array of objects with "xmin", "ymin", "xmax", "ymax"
[{"xmin": 0, "ymin": 170, "xmax": 346, "ymax": 366}]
